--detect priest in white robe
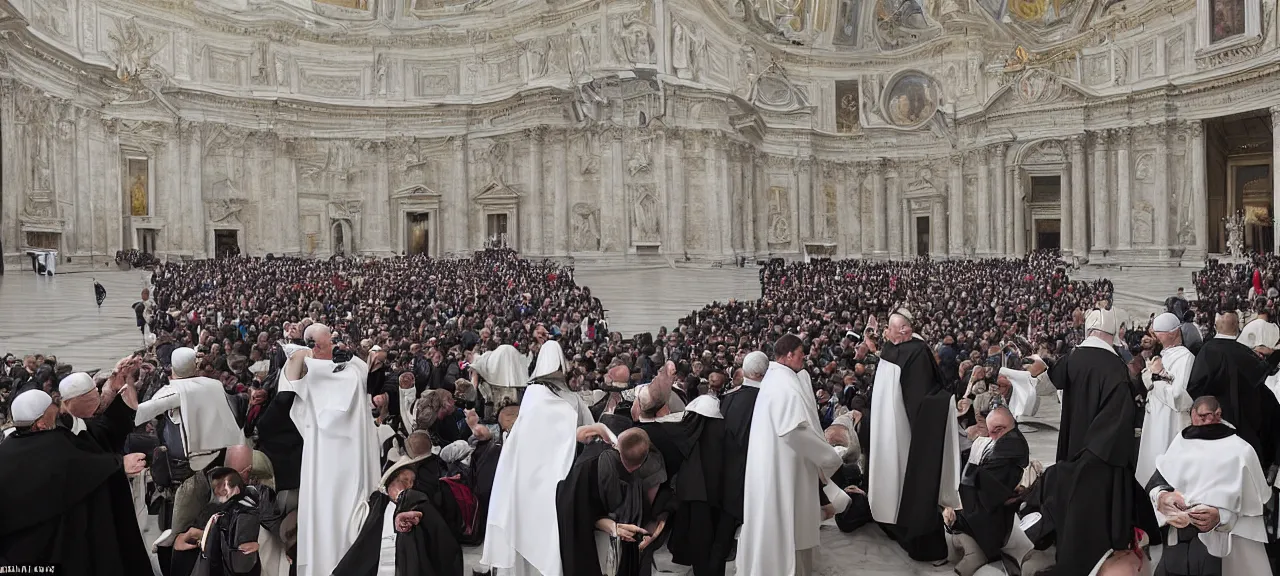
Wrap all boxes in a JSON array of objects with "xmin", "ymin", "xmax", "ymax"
[
  {"xmin": 1148, "ymin": 395, "xmax": 1272, "ymax": 576},
  {"xmin": 471, "ymin": 344, "xmax": 529, "ymax": 410},
  {"xmin": 998, "ymin": 355, "xmax": 1048, "ymax": 419},
  {"xmin": 1137, "ymin": 313, "xmax": 1196, "ymax": 486},
  {"xmin": 281, "ymin": 323, "xmax": 381, "ymax": 576},
  {"xmin": 481, "ymin": 339, "xmax": 597, "ymax": 576},
  {"xmin": 134, "ymin": 347, "xmax": 244, "ymax": 464},
  {"xmin": 736, "ymin": 334, "xmax": 842, "ymax": 576}
]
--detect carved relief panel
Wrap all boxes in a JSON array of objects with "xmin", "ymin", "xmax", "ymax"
[{"xmin": 1133, "ymin": 152, "xmax": 1155, "ymax": 244}]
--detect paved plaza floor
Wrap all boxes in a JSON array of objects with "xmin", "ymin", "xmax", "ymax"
[{"xmin": 0, "ymin": 261, "xmax": 1192, "ymax": 574}]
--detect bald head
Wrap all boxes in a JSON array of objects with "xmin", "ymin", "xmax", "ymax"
[
  {"xmin": 743, "ymin": 351, "xmax": 769, "ymax": 381},
  {"xmin": 606, "ymin": 364, "xmax": 630, "ymax": 388},
  {"xmin": 406, "ymin": 431, "xmax": 433, "ymax": 458},
  {"xmin": 172, "ymin": 347, "xmax": 198, "ymax": 379},
  {"xmin": 305, "ymin": 323, "xmax": 333, "ymax": 359},
  {"xmin": 618, "ymin": 428, "xmax": 651, "ymax": 472},
  {"xmin": 986, "ymin": 406, "xmax": 1015, "ymax": 440},
  {"xmin": 888, "ymin": 314, "xmax": 913, "ymax": 344},
  {"xmin": 1216, "ymin": 312, "xmax": 1240, "ymax": 337},
  {"xmin": 225, "ymin": 444, "xmax": 253, "ymax": 480}
]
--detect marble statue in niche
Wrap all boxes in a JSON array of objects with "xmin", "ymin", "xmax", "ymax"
[
  {"xmin": 615, "ymin": 15, "xmax": 654, "ymax": 65},
  {"xmin": 572, "ymin": 203, "xmax": 601, "ymax": 251},
  {"xmin": 822, "ymin": 183, "xmax": 838, "ymax": 239},
  {"xmin": 882, "ymin": 71, "xmax": 939, "ymax": 129},
  {"xmin": 128, "ymin": 158, "xmax": 149, "ymax": 217},
  {"xmin": 627, "ymin": 138, "xmax": 653, "ymax": 176},
  {"xmin": 107, "ymin": 19, "xmax": 161, "ymax": 83},
  {"xmin": 1210, "ymin": 0, "xmax": 1247, "ymax": 42},
  {"xmin": 631, "ymin": 186, "xmax": 661, "ymax": 242},
  {"xmin": 876, "ymin": 0, "xmax": 939, "ymax": 48},
  {"xmin": 768, "ymin": 185, "xmax": 792, "ymax": 244},
  {"xmin": 832, "ymin": 0, "xmax": 861, "ymax": 46},
  {"xmin": 30, "ymin": 128, "xmax": 52, "ymax": 192},
  {"xmin": 1133, "ymin": 201, "xmax": 1155, "ymax": 244},
  {"xmin": 672, "ymin": 21, "xmax": 707, "ymax": 80},
  {"xmin": 835, "ymin": 80, "xmax": 859, "ymax": 133}
]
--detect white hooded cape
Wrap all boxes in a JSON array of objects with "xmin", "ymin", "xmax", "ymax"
[
  {"xmin": 280, "ymin": 355, "xmax": 380, "ymax": 576},
  {"xmin": 1136, "ymin": 345, "xmax": 1195, "ymax": 485},
  {"xmin": 1155, "ymin": 426, "xmax": 1272, "ymax": 575},
  {"xmin": 735, "ymin": 363, "xmax": 840, "ymax": 576},
  {"xmin": 481, "ymin": 341, "xmax": 592, "ymax": 576},
  {"xmin": 1240, "ymin": 319, "xmax": 1280, "ymax": 349},
  {"xmin": 472, "ymin": 344, "xmax": 529, "ymax": 407}
]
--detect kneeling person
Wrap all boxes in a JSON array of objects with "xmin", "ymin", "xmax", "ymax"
[
  {"xmin": 944, "ymin": 405, "xmax": 1031, "ymax": 576},
  {"xmin": 333, "ymin": 457, "xmax": 465, "ymax": 576}
]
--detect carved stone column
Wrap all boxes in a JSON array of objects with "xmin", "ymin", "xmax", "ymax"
[
  {"xmin": 272, "ymin": 134, "xmax": 299, "ymax": 255},
  {"xmin": 527, "ymin": 127, "xmax": 544, "ymax": 255},
  {"xmin": 887, "ymin": 165, "xmax": 902, "ymax": 257},
  {"xmin": 1092, "ymin": 130, "xmax": 1111, "ymax": 252},
  {"xmin": 609, "ymin": 129, "xmax": 626, "ymax": 253},
  {"xmin": 976, "ymin": 150, "xmax": 991, "ymax": 254},
  {"xmin": 451, "ymin": 136, "xmax": 468, "ymax": 254},
  {"xmin": 993, "ymin": 145, "xmax": 1003, "ymax": 253},
  {"xmin": 1116, "ymin": 127, "xmax": 1132, "ymax": 250},
  {"xmin": 1273, "ymin": 108, "xmax": 1280, "ymax": 253},
  {"xmin": 948, "ymin": 155, "xmax": 963, "ymax": 256},
  {"xmin": 1154, "ymin": 123, "xmax": 1169, "ymax": 250},
  {"xmin": 1060, "ymin": 148, "xmax": 1073, "ymax": 256},
  {"xmin": 743, "ymin": 147, "xmax": 756, "ymax": 255},
  {"xmin": 1070, "ymin": 135, "xmax": 1086, "ymax": 257},
  {"xmin": 551, "ymin": 130, "xmax": 569, "ymax": 256},
  {"xmin": 994, "ymin": 145, "xmax": 1007, "ymax": 254},
  {"xmin": 845, "ymin": 165, "xmax": 862, "ymax": 256},
  {"xmin": 666, "ymin": 130, "xmax": 685, "ymax": 254},
  {"xmin": 873, "ymin": 159, "xmax": 887, "ymax": 255},
  {"xmin": 1189, "ymin": 121, "xmax": 1207, "ymax": 254},
  {"xmin": 715, "ymin": 138, "xmax": 732, "ymax": 256},
  {"xmin": 1012, "ymin": 166, "xmax": 1026, "ymax": 254},
  {"xmin": 932, "ymin": 196, "xmax": 947, "ymax": 257},
  {"xmin": 798, "ymin": 156, "xmax": 813, "ymax": 243}
]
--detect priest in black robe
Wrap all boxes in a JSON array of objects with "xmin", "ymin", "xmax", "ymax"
[
  {"xmin": 332, "ymin": 458, "xmax": 464, "ymax": 576},
  {"xmin": 946, "ymin": 406, "xmax": 1029, "ymax": 576},
  {"xmin": 0, "ymin": 390, "xmax": 153, "ymax": 575},
  {"xmin": 1186, "ymin": 311, "xmax": 1280, "ymax": 469},
  {"xmin": 558, "ymin": 428, "xmax": 672, "ymax": 576},
  {"xmin": 868, "ymin": 311, "xmax": 961, "ymax": 562},
  {"xmin": 1043, "ymin": 309, "xmax": 1158, "ymax": 576},
  {"xmin": 716, "ymin": 349, "xmax": 768, "ymax": 559},
  {"xmin": 666, "ymin": 396, "xmax": 729, "ymax": 576}
]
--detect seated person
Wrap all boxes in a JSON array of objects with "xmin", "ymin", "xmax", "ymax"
[
  {"xmin": 943, "ymin": 405, "xmax": 1032, "ymax": 576},
  {"xmin": 332, "ymin": 458, "xmax": 464, "ymax": 576},
  {"xmin": 824, "ymin": 416, "xmax": 872, "ymax": 534},
  {"xmin": 191, "ymin": 466, "xmax": 262, "ymax": 576}
]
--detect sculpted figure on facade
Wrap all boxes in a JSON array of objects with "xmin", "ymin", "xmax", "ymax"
[
  {"xmin": 632, "ymin": 187, "xmax": 661, "ymax": 242},
  {"xmin": 573, "ymin": 203, "xmax": 601, "ymax": 251},
  {"xmin": 107, "ymin": 18, "xmax": 162, "ymax": 82},
  {"xmin": 768, "ymin": 185, "xmax": 792, "ymax": 244}
]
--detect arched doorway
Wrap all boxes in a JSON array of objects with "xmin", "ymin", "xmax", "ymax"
[{"xmin": 331, "ymin": 219, "xmax": 353, "ymax": 255}]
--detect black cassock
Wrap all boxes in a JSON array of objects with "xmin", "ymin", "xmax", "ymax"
[
  {"xmin": 666, "ymin": 411, "xmax": 730, "ymax": 576},
  {"xmin": 874, "ymin": 337, "xmax": 956, "ymax": 562},
  {"xmin": 1187, "ymin": 337, "xmax": 1280, "ymax": 469},
  {"xmin": 718, "ymin": 384, "xmax": 760, "ymax": 527},
  {"xmin": 331, "ymin": 489, "xmax": 464, "ymax": 576},
  {"xmin": 558, "ymin": 442, "xmax": 672, "ymax": 576},
  {"xmin": 1043, "ymin": 343, "xmax": 1158, "ymax": 576},
  {"xmin": 955, "ymin": 429, "xmax": 1029, "ymax": 561},
  {"xmin": 0, "ymin": 428, "xmax": 153, "ymax": 575}
]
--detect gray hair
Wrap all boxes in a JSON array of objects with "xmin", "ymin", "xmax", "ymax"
[{"xmin": 743, "ymin": 351, "xmax": 769, "ymax": 381}]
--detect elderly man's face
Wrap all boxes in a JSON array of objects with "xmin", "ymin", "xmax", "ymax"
[
  {"xmin": 1191, "ymin": 405, "xmax": 1223, "ymax": 426},
  {"xmin": 63, "ymin": 388, "xmax": 100, "ymax": 419},
  {"xmin": 987, "ymin": 410, "xmax": 1013, "ymax": 440}
]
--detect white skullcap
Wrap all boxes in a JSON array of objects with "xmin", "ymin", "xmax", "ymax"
[
  {"xmin": 1084, "ymin": 309, "xmax": 1118, "ymax": 336},
  {"xmin": 1151, "ymin": 312, "xmax": 1181, "ymax": 333},
  {"xmin": 11, "ymin": 390, "xmax": 52, "ymax": 426},
  {"xmin": 743, "ymin": 351, "xmax": 769, "ymax": 379},
  {"xmin": 172, "ymin": 347, "xmax": 198, "ymax": 379},
  {"xmin": 58, "ymin": 372, "xmax": 95, "ymax": 400}
]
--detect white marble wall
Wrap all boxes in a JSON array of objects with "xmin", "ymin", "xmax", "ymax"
[{"xmin": 1, "ymin": 0, "xmax": 1278, "ymax": 264}]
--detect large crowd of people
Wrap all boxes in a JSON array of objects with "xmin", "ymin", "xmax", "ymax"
[{"xmin": 3, "ymin": 248, "xmax": 1280, "ymax": 576}]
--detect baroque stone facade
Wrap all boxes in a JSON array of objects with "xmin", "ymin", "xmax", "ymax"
[{"xmin": 0, "ymin": 0, "xmax": 1277, "ymax": 263}]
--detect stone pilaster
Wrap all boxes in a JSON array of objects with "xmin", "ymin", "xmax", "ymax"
[
  {"xmin": 1273, "ymin": 108, "xmax": 1280, "ymax": 253},
  {"xmin": 977, "ymin": 150, "xmax": 991, "ymax": 254},
  {"xmin": 994, "ymin": 145, "xmax": 1007, "ymax": 254},
  {"xmin": 1116, "ymin": 127, "xmax": 1132, "ymax": 250},
  {"xmin": 526, "ymin": 127, "xmax": 544, "ymax": 255},
  {"xmin": 1012, "ymin": 165, "xmax": 1025, "ymax": 254},
  {"xmin": 1189, "ymin": 121, "xmax": 1207, "ymax": 254},
  {"xmin": 1154, "ymin": 123, "xmax": 1169, "ymax": 250},
  {"xmin": 873, "ymin": 159, "xmax": 887, "ymax": 256},
  {"xmin": 948, "ymin": 154, "xmax": 963, "ymax": 256},
  {"xmin": 1070, "ymin": 135, "xmax": 1087, "ymax": 257},
  {"xmin": 1092, "ymin": 130, "xmax": 1110, "ymax": 252},
  {"xmin": 451, "ymin": 136, "xmax": 468, "ymax": 254}
]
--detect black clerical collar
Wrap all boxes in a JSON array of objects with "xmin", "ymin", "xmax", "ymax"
[{"xmin": 1181, "ymin": 423, "xmax": 1235, "ymax": 441}]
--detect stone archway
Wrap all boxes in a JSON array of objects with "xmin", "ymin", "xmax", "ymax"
[{"xmin": 331, "ymin": 219, "xmax": 353, "ymax": 255}]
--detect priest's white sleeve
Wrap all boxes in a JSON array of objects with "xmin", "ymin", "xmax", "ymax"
[
  {"xmin": 999, "ymin": 368, "xmax": 1040, "ymax": 418},
  {"xmin": 782, "ymin": 423, "xmax": 842, "ymax": 478},
  {"xmin": 135, "ymin": 388, "xmax": 181, "ymax": 426}
]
